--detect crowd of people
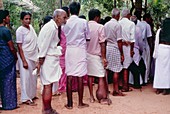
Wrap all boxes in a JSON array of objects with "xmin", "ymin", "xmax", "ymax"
[{"xmin": 0, "ymin": 1, "xmax": 170, "ymax": 114}]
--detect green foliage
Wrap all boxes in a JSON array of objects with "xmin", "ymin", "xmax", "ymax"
[{"xmin": 147, "ymin": 0, "xmax": 170, "ymax": 28}]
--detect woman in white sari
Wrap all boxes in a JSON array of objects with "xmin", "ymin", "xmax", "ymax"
[{"xmin": 16, "ymin": 11, "xmax": 38, "ymax": 105}]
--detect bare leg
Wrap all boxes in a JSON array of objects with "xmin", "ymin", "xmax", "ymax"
[
  {"xmin": 96, "ymin": 77, "xmax": 112, "ymax": 105},
  {"xmin": 66, "ymin": 76, "xmax": 73, "ymax": 108},
  {"xmin": 42, "ymin": 84, "xmax": 52, "ymax": 110},
  {"xmin": 122, "ymin": 69, "xmax": 131, "ymax": 92},
  {"xmin": 112, "ymin": 72, "xmax": 125, "ymax": 96},
  {"xmin": 88, "ymin": 76, "xmax": 95, "ymax": 103},
  {"xmin": 78, "ymin": 77, "xmax": 89, "ymax": 108}
]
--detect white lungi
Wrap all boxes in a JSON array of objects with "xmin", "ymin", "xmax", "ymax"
[
  {"xmin": 123, "ymin": 45, "xmax": 133, "ymax": 69},
  {"xmin": 153, "ymin": 44, "xmax": 170, "ymax": 89},
  {"xmin": 40, "ymin": 55, "xmax": 62, "ymax": 85},
  {"xmin": 65, "ymin": 47, "xmax": 87, "ymax": 77},
  {"xmin": 87, "ymin": 53, "xmax": 105, "ymax": 77}
]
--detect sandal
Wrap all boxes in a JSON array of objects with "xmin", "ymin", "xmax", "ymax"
[
  {"xmin": 100, "ymin": 98, "xmax": 112, "ymax": 105},
  {"xmin": 78, "ymin": 103, "xmax": 89, "ymax": 109},
  {"xmin": 64, "ymin": 104, "xmax": 73, "ymax": 110},
  {"xmin": 112, "ymin": 91, "xmax": 125, "ymax": 96},
  {"xmin": 121, "ymin": 88, "xmax": 133, "ymax": 92},
  {"xmin": 42, "ymin": 108, "xmax": 59, "ymax": 114},
  {"xmin": 22, "ymin": 100, "xmax": 37, "ymax": 106}
]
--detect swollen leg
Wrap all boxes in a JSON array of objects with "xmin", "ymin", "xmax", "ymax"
[
  {"xmin": 78, "ymin": 77, "xmax": 89, "ymax": 108},
  {"xmin": 66, "ymin": 76, "xmax": 73, "ymax": 108},
  {"xmin": 42, "ymin": 84, "xmax": 52, "ymax": 110},
  {"xmin": 88, "ymin": 76, "xmax": 95, "ymax": 102}
]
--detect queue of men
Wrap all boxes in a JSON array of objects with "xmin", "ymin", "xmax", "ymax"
[{"xmin": 1, "ymin": 1, "xmax": 166, "ymax": 114}]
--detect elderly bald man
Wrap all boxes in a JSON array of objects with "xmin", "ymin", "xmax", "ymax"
[{"xmin": 37, "ymin": 9, "xmax": 67, "ymax": 114}]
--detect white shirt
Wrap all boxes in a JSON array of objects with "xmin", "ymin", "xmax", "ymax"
[
  {"xmin": 104, "ymin": 18, "xmax": 122, "ymax": 48},
  {"xmin": 133, "ymin": 26, "xmax": 143, "ymax": 65},
  {"xmin": 119, "ymin": 18, "xmax": 135, "ymax": 43},
  {"xmin": 38, "ymin": 20, "xmax": 61, "ymax": 58},
  {"xmin": 64, "ymin": 15, "xmax": 90, "ymax": 49}
]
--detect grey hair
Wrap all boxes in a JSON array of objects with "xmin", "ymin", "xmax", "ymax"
[
  {"xmin": 53, "ymin": 9, "xmax": 65, "ymax": 18},
  {"xmin": 112, "ymin": 8, "xmax": 120, "ymax": 17},
  {"xmin": 121, "ymin": 8, "xmax": 130, "ymax": 17},
  {"xmin": 130, "ymin": 15, "xmax": 137, "ymax": 22}
]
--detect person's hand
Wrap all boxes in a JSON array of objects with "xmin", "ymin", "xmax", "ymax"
[
  {"xmin": 36, "ymin": 62, "xmax": 41, "ymax": 75},
  {"xmin": 102, "ymin": 58, "xmax": 108, "ymax": 68},
  {"xmin": 23, "ymin": 60, "xmax": 28, "ymax": 69},
  {"xmin": 121, "ymin": 54, "xmax": 124, "ymax": 65},
  {"xmin": 130, "ymin": 50, "xmax": 134, "ymax": 57}
]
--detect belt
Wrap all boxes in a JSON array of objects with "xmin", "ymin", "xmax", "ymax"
[{"xmin": 160, "ymin": 41, "xmax": 170, "ymax": 45}]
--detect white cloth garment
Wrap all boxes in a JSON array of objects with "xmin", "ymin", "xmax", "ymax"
[
  {"xmin": 153, "ymin": 29, "xmax": 161, "ymax": 59},
  {"xmin": 38, "ymin": 19, "xmax": 62, "ymax": 85},
  {"xmin": 119, "ymin": 18, "xmax": 135, "ymax": 68},
  {"xmin": 87, "ymin": 53, "xmax": 105, "ymax": 77},
  {"xmin": 153, "ymin": 44, "xmax": 170, "ymax": 88},
  {"xmin": 64, "ymin": 15, "xmax": 90, "ymax": 77},
  {"xmin": 16, "ymin": 25, "xmax": 38, "ymax": 102},
  {"xmin": 140, "ymin": 21, "xmax": 152, "ymax": 83},
  {"xmin": 104, "ymin": 18, "xmax": 123, "ymax": 72}
]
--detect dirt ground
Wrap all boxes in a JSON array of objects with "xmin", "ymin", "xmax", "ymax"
[{"xmin": 1, "ymin": 77, "xmax": 170, "ymax": 114}]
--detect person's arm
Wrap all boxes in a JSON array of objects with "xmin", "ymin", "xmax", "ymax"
[
  {"xmin": 17, "ymin": 43, "xmax": 28, "ymax": 69},
  {"xmin": 117, "ymin": 40, "xmax": 124, "ymax": 64},
  {"xmin": 130, "ymin": 23, "xmax": 135, "ymax": 57},
  {"xmin": 7, "ymin": 41, "xmax": 17, "ymax": 61},
  {"xmin": 100, "ymin": 42, "xmax": 107, "ymax": 68}
]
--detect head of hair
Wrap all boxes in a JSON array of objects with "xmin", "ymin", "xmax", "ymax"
[
  {"xmin": 3, "ymin": 10, "xmax": 9, "ymax": 18},
  {"xmin": 62, "ymin": 6, "xmax": 69, "ymax": 17},
  {"xmin": 79, "ymin": 15, "xmax": 86, "ymax": 19},
  {"xmin": 99, "ymin": 18, "xmax": 105, "ymax": 25},
  {"xmin": 53, "ymin": 9, "xmax": 65, "ymax": 18},
  {"xmin": 143, "ymin": 13, "xmax": 151, "ymax": 20},
  {"xmin": 43, "ymin": 16, "xmax": 52, "ymax": 25},
  {"xmin": 130, "ymin": 15, "xmax": 137, "ymax": 25},
  {"xmin": 121, "ymin": 9, "xmax": 130, "ymax": 17},
  {"xmin": 69, "ymin": 2, "xmax": 80, "ymax": 15},
  {"xmin": 111, "ymin": 8, "xmax": 120, "ymax": 17},
  {"xmin": 20, "ymin": 11, "xmax": 32, "ymax": 20},
  {"xmin": 0, "ymin": 10, "xmax": 10, "ymax": 24},
  {"xmin": 104, "ymin": 16, "xmax": 111, "ymax": 23},
  {"xmin": 88, "ymin": 9, "xmax": 101, "ymax": 21},
  {"xmin": 134, "ymin": 10, "xmax": 141, "ymax": 20},
  {"xmin": 0, "ymin": 10, "xmax": 4, "ymax": 24}
]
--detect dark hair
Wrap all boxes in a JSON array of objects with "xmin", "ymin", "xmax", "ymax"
[
  {"xmin": 88, "ymin": 9, "xmax": 101, "ymax": 21},
  {"xmin": 69, "ymin": 2, "xmax": 80, "ymax": 15},
  {"xmin": 143, "ymin": 13, "xmax": 151, "ymax": 20},
  {"xmin": 79, "ymin": 15, "xmax": 86, "ymax": 19},
  {"xmin": 104, "ymin": 16, "xmax": 111, "ymax": 23},
  {"xmin": 0, "ymin": 10, "xmax": 9, "ymax": 24},
  {"xmin": 134, "ymin": 10, "xmax": 141, "ymax": 20},
  {"xmin": 3, "ymin": 10, "xmax": 9, "ymax": 18},
  {"xmin": 20, "ymin": 11, "xmax": 32, "ymax": 20},
  {"xmin": 62, "ymin": 6, "xmax": 69, "ymax": 17},
  {"xmin": 43, "ymin": 16, "xmax": 52, "ymax": 25},
  {"xmin": 0, "ymin": 10, "xmax": 4, "ymax": 23}
]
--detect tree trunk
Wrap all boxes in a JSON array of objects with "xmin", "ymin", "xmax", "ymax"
[
  {"xmin": 135, "ymin": 0, "xmax": 142, "ymax": 18},
  {"xmin": 60, "ymin": 0, "xmax": 62, "ymax": 8},
  {"xmin": 0, "ymin": 0, "xmax": 4, "ymax": 10},
  {"xmin": 113, "ymin": 0, "xmax": 116, "ymax": 8}
]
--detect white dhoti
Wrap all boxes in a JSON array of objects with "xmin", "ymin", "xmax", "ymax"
[
  {"xmin": 65, "ymin": 47, "xmax": 87, "ymax": 77},
  {"xmin": 123, "ymin": 45, "xmax": 133, "ymax": 69},
  {"xmin": 153, "ymin": 44, "xmax": 170, "ymax": 89},
  {"xmin": 142, "ymin": 43, "xmax": 151, "ymax": 83},
  {"xmin": 40, "ymin": 55, "xmax": 62, "ymax": 85},
  {"xmin": 87, "ymin": 53, "xmax": 105, "ymax": 77}
]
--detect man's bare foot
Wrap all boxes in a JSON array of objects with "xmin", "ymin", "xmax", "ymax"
[
  {"xmin": 78, "ymin": 103, "xmax": 89, "ymax": 108},
  {"xmin": 89, "ymin": 97, "xmax": 95, "ymax": 103}
]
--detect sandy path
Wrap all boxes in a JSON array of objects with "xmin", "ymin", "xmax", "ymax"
[{"xmin": 1, "ymin": 78, "xmax": 170, "ymax": 114}]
